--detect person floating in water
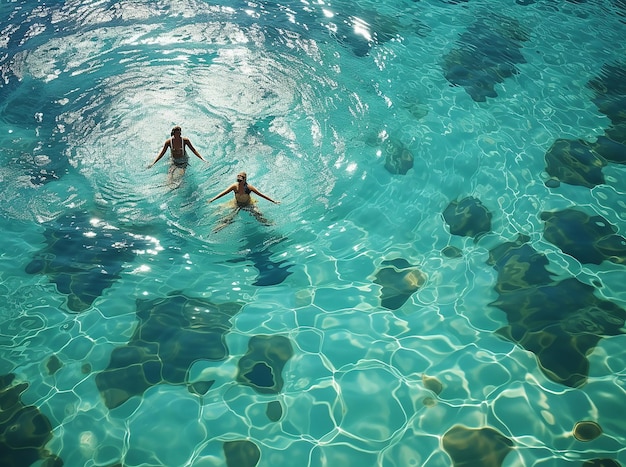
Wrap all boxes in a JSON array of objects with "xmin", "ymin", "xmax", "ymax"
[
  {"xmin": 208, "ymin": 172, "xmax": 280, "ymax": 232},
  {"xmin": 148, "ymin": 126, "xmax": 207, "ymax": 186}
]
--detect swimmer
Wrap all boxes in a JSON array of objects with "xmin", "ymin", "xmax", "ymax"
[
  {"xmin": 147, "ymin": 126, "xmax": 207, "ymax": 185},
  {"xmin": 208, "ymin": 172, "xmax": 280, "ymax": 231}
]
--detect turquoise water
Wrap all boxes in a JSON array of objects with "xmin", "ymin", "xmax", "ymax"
[{"xmin": 1, "ymin": 0, "xmax": 625, "ymax": 466}]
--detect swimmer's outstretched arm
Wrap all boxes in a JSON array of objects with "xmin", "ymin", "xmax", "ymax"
[
  {"xmin": 208, "ymin": 184, "xmax": 236, "ymax": 203},
  {"xmin": 184, "ymin": 138, "xmax": 207, "ymax": 163},
  {"xmin": 248, "ymin": 185, "xmax": 280, "ymax": 204},
  {"xmin": 147, "ymin": 140, "xmax": 170, "ymax": 168}
]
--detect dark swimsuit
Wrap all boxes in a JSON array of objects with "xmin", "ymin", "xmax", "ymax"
[{"xmin": 170, "ymin": 137, "xmax": 188, "ymax": 168}]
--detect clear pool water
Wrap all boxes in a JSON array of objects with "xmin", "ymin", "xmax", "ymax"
[{"xmin": 1, "ymin": 0, "xmax": 625, "ymax": 466}]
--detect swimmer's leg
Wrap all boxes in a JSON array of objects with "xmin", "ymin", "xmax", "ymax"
[
  {"xmin": 167, "ymin": 165, "xmax": 186, "ymax": 189},
  {"xmin": 213, "ymin": 207, "xmax": 240, "ymax": 233},
  {"xmin": 246, "ymin": 205, "xmax": 272, "ymax": 226}
]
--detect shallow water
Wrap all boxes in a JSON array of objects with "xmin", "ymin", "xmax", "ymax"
[{"xmin": 1, "ymin": 0, "xmax": 625, "ymax": 466}]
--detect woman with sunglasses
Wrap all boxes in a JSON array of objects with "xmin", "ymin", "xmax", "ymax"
[{"xmin": 208, "ymin": 172, "xmax": 280, "ymax": 231}]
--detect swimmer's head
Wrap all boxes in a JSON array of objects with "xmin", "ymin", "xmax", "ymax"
[
  {"xmin": 171, "ymin": 126, "xmax": 182, "ymax": 136},
  {"xmin": 237, "ymin": 172, "xmax": 247, "ymax": 182}
]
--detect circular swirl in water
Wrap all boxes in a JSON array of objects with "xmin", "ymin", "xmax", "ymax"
[{"xmin": 12, "ymin": 3, "xmax": 358, "ymax": 235}]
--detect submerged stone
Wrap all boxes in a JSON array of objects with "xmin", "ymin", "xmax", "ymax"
[
  {"xmin": 223, "ymin": 440, "xmax": 260, "ymax": 467},
  {"xmin": 544, "ymin": 178, "xmax": 560, "ymax": 188},
  {"xmin": 573, "ymin": 421, "xmax": 603, "ymax": 442},
  {"xmin": 443, "ymin": 16, "xmax": 528, "ymax": 102},
  {"xmin": 442, "ymin": 245, "xmax": 463, "ymax": 258},
  {"xmin": 590, "ymin": 135, "xmax": 626, "ymax": 165},
  {"xmin": 246, "ymin": 363, "xmax": 275, "ymax": 388},
  {"xmin": 544, "ymin": 139, "xmax": 606, "ymax": 188},
  {"xmin": 488, "ymin": 236, "xmax": 552, "ymax": 292},
  {"xmin": 542, "ymin": 209, "xmax": 626, "ymax": 265},
  {"xmin": 543, "ymin": 63, "xmax": 626, "ymax": 191},
  {"xmin": 46, "ymin": 354, "xmax": 63, "ymax": 375},
  {"xmin": 488, "ymin": 237, "xmax": 626, "ymax": 387},
  {"xmin": 237, "ymin": 335, "xmax": 293, "ymax": 394},
  {"xmin": 383, "ymin": 138, "xmax": 414, "ymax": 175},
  {"xmin": 0, "ymin": 374, "xmax": 63, "ymax": 467},
  {"xmin": 543, "ymin": 63, "xmax": 626, "ymax": 192},
  {"xmin": 188, "ymin": 380, "xmax": 215, "ymax": 396},
  {"xmin": 588, "ymin": 62, "xmax": 626, "ymax": 130},
  {"xmin": 422, "ymin": 374, "xmax": 443, "ymax": 395},
  {"xmin": 604, "ymin": 123, "xmax": 626, "ymax": 149},
  {"xmin": 266, "ymin": 401, "xmax": 283, "ymax": 422},
  {"xmin": 25, "ymin": 211, "xmax": 158, "ymax": 312},
  {"xmin": 443, "ymin": 196, "xmax": 492, "ymax": 239},
  {"xmin": 582, "ymin": 460, "xmax": 621, "ymax": 467},
  {"xmin": 96, "ymin": 294, "xmax": 241, "ymax": 409},
  {"xmin": 442, "ymin": 425, "xmax": 514, "ymax": 466},
  {"xmin": 422, "ymin": 396, "xmax": 437, "ymax": 407},
  {"xmin": 373, "ymin": 258, "xmax": 427, "ymax": 310}
]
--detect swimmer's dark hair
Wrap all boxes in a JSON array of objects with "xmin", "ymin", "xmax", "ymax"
[{"xmin": 171, "ymin": 126, "xmax": 182, "ymax": 136}]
